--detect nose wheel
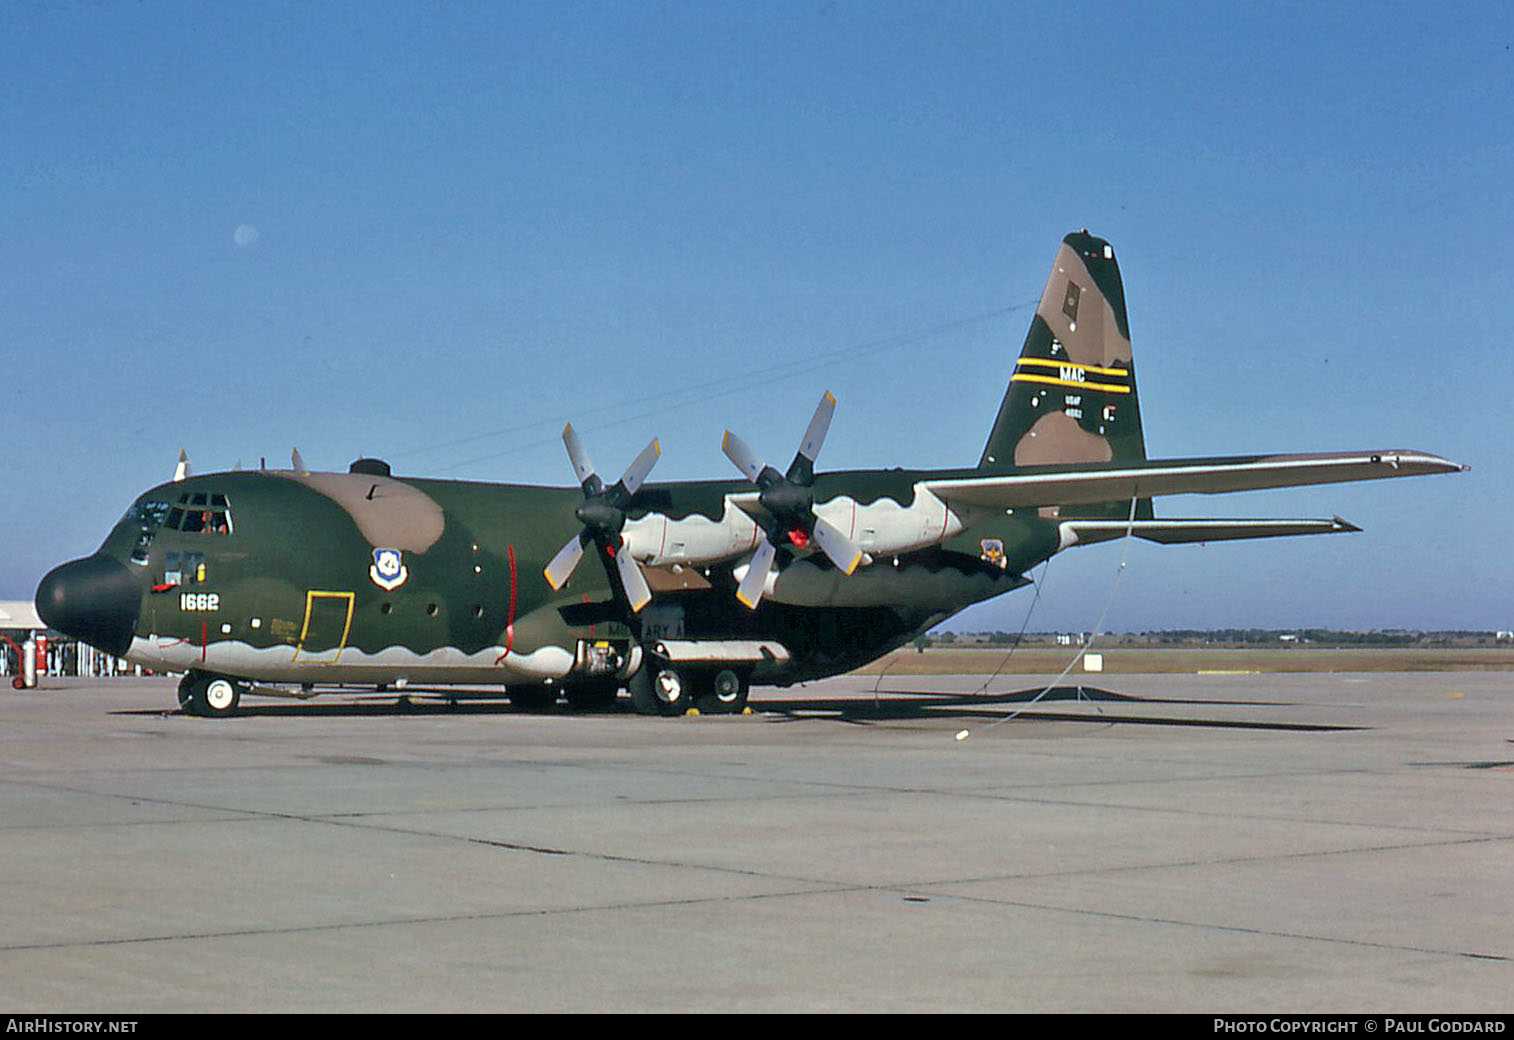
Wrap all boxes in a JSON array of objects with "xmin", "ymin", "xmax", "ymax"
[{"xmin": 178, "ymin": 670, "xmax": 244, "ymax": 717}]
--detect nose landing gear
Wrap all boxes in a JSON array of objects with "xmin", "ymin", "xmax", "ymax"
[{"xmin": 178, "ymin": 670, "xmax": 244, "ymax": 717}]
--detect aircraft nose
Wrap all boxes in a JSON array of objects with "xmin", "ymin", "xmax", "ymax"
[{"xmin": 35, "ymin": 555, "xmax": 142, "ymax": 658}]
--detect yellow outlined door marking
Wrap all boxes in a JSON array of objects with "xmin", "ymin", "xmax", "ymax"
[{"xmin": 294, "ymin": 590, "xmax": 355, "ymax": 664}]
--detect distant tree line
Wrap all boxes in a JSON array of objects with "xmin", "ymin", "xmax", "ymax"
[{"xmin": 923, "ymin": 629, "xmax": 1508, "ymax": 648}]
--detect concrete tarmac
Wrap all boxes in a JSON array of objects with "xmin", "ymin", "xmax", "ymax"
[{"xmin": 1, "ymin": 671, "xmax": 1510, "ymax": 1013}]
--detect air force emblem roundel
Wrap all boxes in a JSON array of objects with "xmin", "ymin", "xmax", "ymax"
[{"xmin": 369, "ymin": 548, "xmax": 408, "ymax": 591}]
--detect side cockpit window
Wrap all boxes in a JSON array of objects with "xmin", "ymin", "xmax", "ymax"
[{"xmin": 123, "ymin": 500, "xmax": 172, "ymax": 565}]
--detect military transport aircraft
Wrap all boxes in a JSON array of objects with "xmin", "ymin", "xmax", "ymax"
[{"xmin": 35, "ymin": 231, "xmax": 1464, "ymax": 717}]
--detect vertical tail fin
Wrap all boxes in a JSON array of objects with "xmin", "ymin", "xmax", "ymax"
[
  {"xmin": 979, "ymin": 231, "xmax": 1149, "ymax": 519},
  {"xmin": 981, "ymin": 230, "xmax": 1147, "ymax": 469}
]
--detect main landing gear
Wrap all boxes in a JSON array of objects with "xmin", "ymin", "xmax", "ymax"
[
  {"xmin": 628, "ymin": 663, "xmax": 749, "ymax": 717},
  {"xmin": 178, "ymin": 670, "xmax": 245, "ymax": 717}
]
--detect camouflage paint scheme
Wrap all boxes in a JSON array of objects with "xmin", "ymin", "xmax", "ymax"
[{"xmin": 36, "ymin": 232, "xmax": 1465, "ymax": 716}]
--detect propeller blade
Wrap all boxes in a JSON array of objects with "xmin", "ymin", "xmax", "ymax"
[
  {"xmin": 722, "ymin": 430, "xmax": 767, "ymax": 484},
  {"xmin": 562, "ymin": 424, "xmax": 597, "ymax": 487},
  {"xmin": 173, "ymin": 450, "xmax": 191, "ymax": 482},
  {"xmin": 614, "ymin": 546, "xmax": 653, "ymax": 613},
  {"xmin": 797, "ymin": 391, "xmax": 836, "ymax": 465},
  {"xmin": 543, "ymin": 534, "xmax": 586, "ymax": 590},
  {"xmin": 736, "ymin": 537, "xmax": 778, "ymax": 610},
  {"xmin": 786, "ymin": 391, "xmax": 836, "ymax": 485},
  {"xmin": 617, "ymin": 438, "xmax": 661, "ymax": 498},
  {"xmin": 810, "ymin": 516, "xmax": 865, "ymax": 576},
  {"xmin": 291, "ymin": 447, "xmax": 307, "ymax": 473}
]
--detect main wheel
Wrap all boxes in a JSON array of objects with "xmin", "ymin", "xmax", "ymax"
[
  {"xmin": 629, "ymin": 664, "xmax": 691, "ymax": 716},
  {"xmin": 694, "ymin": 668, "xmax": 749, "ymax": 715}
]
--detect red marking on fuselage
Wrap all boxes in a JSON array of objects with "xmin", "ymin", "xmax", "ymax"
[{"xmin": 496, "ymin": 544, "xmax": 518, "ymax": 664}]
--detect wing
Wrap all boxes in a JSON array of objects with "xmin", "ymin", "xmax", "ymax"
[{"xmin": 923, "ymin": 450, "xmax": 1465, "ymax": 512}]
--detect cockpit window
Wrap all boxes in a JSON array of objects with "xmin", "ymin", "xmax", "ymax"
[
  {"xmin": 122, "ymin": 501, "xmax": 172, "ymax": 530},
  {"xmin": 123, "ymin": 492, "xmax": 234, "ymax": 565},
  {"xmin": 164, "ymin": 492, "xmax": 234, "ymax": 535},
  {"xmin": 124, "ymin": 500, "xmax": 172, "ymax": 565}
]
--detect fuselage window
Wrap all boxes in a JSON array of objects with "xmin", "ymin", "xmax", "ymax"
[{"xmin": 161, "ymin": 551, "xmax": 204, "ymax": 586}]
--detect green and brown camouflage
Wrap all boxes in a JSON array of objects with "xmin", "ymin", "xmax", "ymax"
[
  {"xmin": 980, "ymin": 229, "xmax": 1150, "ymax": 521},
  {"xmin": 36, "ymin": 231, "xmax": 1466, "ymax": 717}
]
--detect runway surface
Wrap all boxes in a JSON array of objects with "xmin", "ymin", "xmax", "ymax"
[{"xmin": 1, "ymin": 671, "xmax": 1510, "ymax": 1012}]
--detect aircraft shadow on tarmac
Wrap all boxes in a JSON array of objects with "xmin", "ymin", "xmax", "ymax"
[
  {"xmin": 763, "ymin": 685, "xmax": 1364, "ymax": 731},
  {"xmin": 115, "ymin": 683, "xmax": 1363, "ymax": 732}
]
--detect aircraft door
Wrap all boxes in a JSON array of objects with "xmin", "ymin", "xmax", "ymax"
[{"xmin": 295, "ymin": 591, "xmax": 354, "ymax": 664}]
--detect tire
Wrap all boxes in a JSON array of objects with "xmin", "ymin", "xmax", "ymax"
[
  {"xmin": 182, "ymin": 671, "xmax": 242, "ymax": 717},
  {"xmin": 695, "ymin": 668, "xmax": 749, "ymax": 715},
  {"xmin": 177, "ymin": 673, "xmax": 196, "ymax": 708},
  {"xmin": 629, "ymin": 663, "xmax": 691, "ymax": 716}
]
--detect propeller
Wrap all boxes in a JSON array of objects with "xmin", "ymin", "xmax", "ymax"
[
  {"xmin": 543, "ymin": 424, "xmax": 660, "ymax": 613},
  {"xmin": 722, "ymin": 391, "xmax": 865, "ymax": 608}
]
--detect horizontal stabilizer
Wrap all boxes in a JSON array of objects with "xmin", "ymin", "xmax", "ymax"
[
  {"xmin": 1060, "ymin": 516, "xmax": 1361, "ymax": 548},
  {"xmin": 927, "ymin": 450, "xmax": 1465, "ymax": 512}
]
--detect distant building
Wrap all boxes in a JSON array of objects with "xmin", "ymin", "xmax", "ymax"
[
  {"xmin": 1, "ymin": 600, "xmax": 132, "ymax": 679},
  {"xmin": 0, "ymin": 600, "xmax": 43, "ymax": 631}
]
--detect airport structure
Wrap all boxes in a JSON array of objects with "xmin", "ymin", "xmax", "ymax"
[{"xmin": 1, "ymin": 600, "xmax": 134, "ymax": 687}]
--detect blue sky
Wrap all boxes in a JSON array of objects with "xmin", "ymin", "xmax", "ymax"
[{"xmin": 4, "ymin": 1, "xmax": 1510, "ymax": 632}]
